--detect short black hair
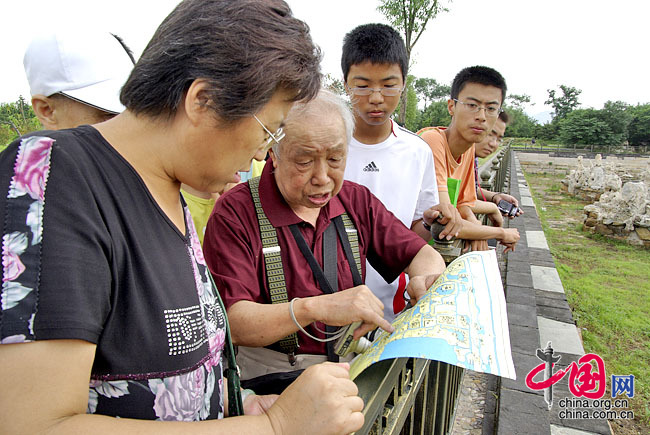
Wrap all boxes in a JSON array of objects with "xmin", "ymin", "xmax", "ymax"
[
  {"xmin": 120, "ymin": 0, "xmax": 321, "ymax": 122},
  {"xmin": 341, "ymin": 23, "xmax": 407, "ymax": 82},
  {"xmin": 498, "ymin": 110, "xmax": 509, "ymax": 124},
  {"xmin": 450, "ymin": 66, "xmax": 507, "ymax": 105}
]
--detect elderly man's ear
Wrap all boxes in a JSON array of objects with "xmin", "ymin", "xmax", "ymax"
[
  {"xmin": 31, "ymin": 95, "xmax": 57, "ymax": 130},
  {"xmin": 268, "ymin": 148, "xmax": 279, "ymax": 169}
]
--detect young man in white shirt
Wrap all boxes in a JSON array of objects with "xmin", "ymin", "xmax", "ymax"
[{"xmin": 341, "ymin": 24, "xmax": 461, "ymax": 321}]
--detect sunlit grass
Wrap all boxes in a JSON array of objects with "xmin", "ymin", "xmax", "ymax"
[{"xmin": 523, "ymin": 169, "xmax": 650, "ymax": 430}]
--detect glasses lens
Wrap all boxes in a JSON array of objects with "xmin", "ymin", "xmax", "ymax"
[
  {"xmin": 351, "ymin": 88, "xmax": 372, "ymax": 96},
  {"xmin": 381, "ymin": 88, "xmax": 402, "ymax": 97}
]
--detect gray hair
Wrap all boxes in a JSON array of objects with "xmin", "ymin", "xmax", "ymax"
[
  {"xmin": 120, "ymin": 0, "xmax": 321, "ymax": 122},
  {"xmin": 272, "ymin": 89, "xmax": 354, "ymax": 158}
]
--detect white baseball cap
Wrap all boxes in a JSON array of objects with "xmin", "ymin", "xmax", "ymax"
[{"xmin": 23, "ymin": 30, "xmax": 135, "ymax": 114}]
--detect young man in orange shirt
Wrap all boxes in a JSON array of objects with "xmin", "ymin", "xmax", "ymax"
[{"xmin": 419, "ymin": 66, "xmax": 519, "ymax": 252}]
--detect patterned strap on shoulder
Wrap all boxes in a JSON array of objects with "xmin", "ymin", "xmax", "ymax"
[{"xmin": 248, "ymin": 177, "xmax": 298, "ymax": 354}]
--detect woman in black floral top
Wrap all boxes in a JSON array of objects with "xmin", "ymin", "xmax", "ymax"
[{"xmin": 0, "ymin": 0, "xmax": 365, "ymax": 433}]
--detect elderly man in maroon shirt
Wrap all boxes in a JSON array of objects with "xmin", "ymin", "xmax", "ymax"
[{"xmin": 203, "ymin": 90, "xmax": 446, "ymax": 382}]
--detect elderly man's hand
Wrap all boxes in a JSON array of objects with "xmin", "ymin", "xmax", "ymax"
[
  {"xmin": 266, "ymin": 363, "xmax": 364, "ymax": 434},
  {"xmin": 423, "ymin": 203, "xmax": 462, "ymax": 240},
  {"xmin": 313, "ymin": 285, "xmax": 394, "ymax": 340},
  {"xmin": 404, "ymin": 274, "xmax": 440, "ymax": 305}
]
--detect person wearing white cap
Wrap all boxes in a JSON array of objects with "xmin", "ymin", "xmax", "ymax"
[
  {"xmin": 0, "ymin": 0, "xmax": 363, "ymax": 433},
  {"xmin": 23, "ymin": 29, "xmax": 135, "ymax": 130}
]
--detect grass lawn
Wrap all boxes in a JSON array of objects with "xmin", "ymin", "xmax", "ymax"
[{"xmin": 522, "ymin": 169, "xmax": 650, "ymax": 433}]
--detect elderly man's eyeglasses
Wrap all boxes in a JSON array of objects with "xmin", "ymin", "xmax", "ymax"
[
  {"xmin": 254, "ymin": 115, "xmax": 285, "ymax": 151},
  {"xmin": 453, "ymin": 99, "xmax": 502, "ymax": 118},
  {"xmin": 348, "ymin": 87, "xmax": 403, "ymax": 97}
]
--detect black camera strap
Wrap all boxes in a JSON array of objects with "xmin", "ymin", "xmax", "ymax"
[{"xmin": 289, "ymin": 215, "xmax": 360, "ymax": 362}]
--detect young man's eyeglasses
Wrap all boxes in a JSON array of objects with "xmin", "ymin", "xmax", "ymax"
[
  {"xmin": 453, "ymin": 99, "xmax": 502, "ymax": 118},
  {"xmin": 348, "ymin": 87, "xmax": 403, "ymax": 97},
  {"xmin": 254, "ymin": 115, "xmax": 285, "ymax": 151}
]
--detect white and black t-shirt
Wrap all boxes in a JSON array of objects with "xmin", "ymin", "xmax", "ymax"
[
  {"xmin": 344, "ymin": 121, "xmax": 439, "ymax": 321},
  {"xmin": 0, "ymin": 126, "xmax": 226, "ymax": 420}
]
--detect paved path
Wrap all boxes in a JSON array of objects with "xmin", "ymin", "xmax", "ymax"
[{"xmin": 495, "ymin": 153, "xmax": 611, "ymax": 435}]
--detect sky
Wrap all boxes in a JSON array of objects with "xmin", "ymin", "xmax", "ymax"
[{"xmin": 2, "ymin": 0, "xmax": 649, "ymax": 119}]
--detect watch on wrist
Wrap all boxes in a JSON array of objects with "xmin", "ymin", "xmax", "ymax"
[{"xmin": 422, "ymin": 220, "xmax": 432, "ymax": 231}]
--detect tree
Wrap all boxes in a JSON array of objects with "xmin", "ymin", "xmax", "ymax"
[
  {"xmin": 505, "ymin": 93, "xmax": 531, "ymax": 111},
  {"xmin": 558, "ymin": 109, "xmax": 616, "ymax": 145},
  {"xmin": 415, "ymin": 100, "xmax": 451, "ymax": 130},
  {"xmin": 502, "ymin": 107, "xmax": 537, "ymax": 138},
  {"xmin": 378, "ymin": 0, "xmax": 449, "ymax": 124},
  {"xmin": 393, "ymin": 75, "xmax": 420, "ymax": 130},
  {"xmin": 598, "ymin": 100, "xmax": 632, "ymax": 145},
  {"xmin": 323, "ymin": 73, "xmax": 346, "ymax": 96},
  {"xmin": 413, "ymin": 77, "xmax": 449, "ymax": 107},
  {"xmin": 404, "ymin": 76, "xmax": 420, "ymax": 131},
  {"xmin": 0, "ymin": 97, "xmax": 42, "ymax": 148},
  {"xmin": 545, "ymin": 85, "xmax": 581, "ymax": 120},
  {"xmin": 627, "ymin": 104, "xmax": 650, "ymax": 146}
]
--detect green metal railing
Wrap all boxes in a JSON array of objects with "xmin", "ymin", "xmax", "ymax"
[
  {"xmin": 351, "ymin": 147, "xmax": 517, "ymax": 434},
  {"xmin": 480, "ymin": 144, "xmax": 511, "ymax": 194},
  {"xmin": 354, "ymin": 358, "xmax": 464, "ymax": 435}
]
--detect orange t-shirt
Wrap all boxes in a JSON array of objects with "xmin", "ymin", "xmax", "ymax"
[{"xmin": 417, "ymin": 127, "xmax": 476, "ymax": 209}]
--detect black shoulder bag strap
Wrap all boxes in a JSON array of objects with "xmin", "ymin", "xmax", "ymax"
[
  {"xmin": 289, "ymin": 223, "xmax": 339, "ymax": 361},
  {"xmin": 207, "ymin": 272, "xmax": 244, "ymax": 417},
  {"xmin": 288, "ymin": 214, "xmax": 363, "ymax": 362}
]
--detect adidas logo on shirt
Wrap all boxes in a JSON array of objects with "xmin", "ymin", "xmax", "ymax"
[{"xmin": 363, "ymin": 161, "xmax": 379, "ymax": 172}]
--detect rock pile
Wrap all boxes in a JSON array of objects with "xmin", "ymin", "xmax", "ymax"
[{"xmin": 570, "ymin": 156, "xmax": 650, "ymax": 246}]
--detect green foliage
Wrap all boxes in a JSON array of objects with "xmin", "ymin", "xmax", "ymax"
[
  {"xmin": 414, "ymin": 77, "xmax": 449, "ymax": 106},
  {"xmin": 545, "ymin": 84, "xmax": 582, "ymax": 120},
  {"xmin": 404, "ymin": 75, "xmax": 419, "ymax": 131},
  {"xmin": 377, "ymin": 0, "xmax": 448, "ymax": 56},
  {"xmin": 377, "ymin": 0, "xmax": 449, "ymax": 124},
  {"xmin": 599, "ymin": 100, "xmax": 632, "ymax": 144},
  {"xmin": 533, "ymin": 122, "xmax": 558, "ymax": 141},
  {"xmin": 526, "ymin": 170, "xmax": 650, "ymax": 430},
  {"xmin": 627, "ymin": 104, "xmax": 650, "ymax": 146},
  {"xmin": 505, "ymin": 93, "xmax": 531, "ymax": 110},
  {"xmin": 502, "ymin": 106, "xmax": 537, "ymax": 137},
  {"xmin": 323, "ymin": 73, "xmax": 345, "ymax": 96},
  {"xmin": 0, "ymin": 96, "xmax": 42, "ymax": 146},
  {"xmin": 558, "ymin": 109, "xmax": 616, "ymax": 145},
  {"xmin": 415, "ymin": 100, "xmax": 450, "ymax": 130}
]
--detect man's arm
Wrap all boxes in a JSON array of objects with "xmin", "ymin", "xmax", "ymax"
[
  {"xmin": 402, "ymin": 244, "xmax": 446, "ymax": 301},
  {"xmin": 469, "ymin": 199, "xmax": 504, "ymax": 227},
  {"xmin": 227, "ymin": 286, "xmax": 394, "ymax": 347},
  {"xmin": 479, "ymin": 189, "xmax": 523, "ymax": 217},
  {"xmin": 455, "ymin": 205, "xmax": 520, "ymax": 251}
]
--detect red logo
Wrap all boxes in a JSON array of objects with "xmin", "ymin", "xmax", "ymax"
[{"xmin": 526, "ymin": 353, "xmax": 606, "ymax": 399}]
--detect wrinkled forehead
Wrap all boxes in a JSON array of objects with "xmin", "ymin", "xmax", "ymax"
[
  {"xmin": 286, "ymin": 139, "xmax": 347, "ymax": 159},
  {"xmin": 283, "ymin": 114, "xmax": 348, "ymax": 156}
]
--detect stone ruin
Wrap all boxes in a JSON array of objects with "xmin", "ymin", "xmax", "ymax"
[{"xmin": 564, "ymin": 155, "xmax": 650, "ymax": 246}]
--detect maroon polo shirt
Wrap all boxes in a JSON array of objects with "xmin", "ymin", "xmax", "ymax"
[{"xmin": 203, "ymin": 163, "xmax": 426, "ymax": 355}]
